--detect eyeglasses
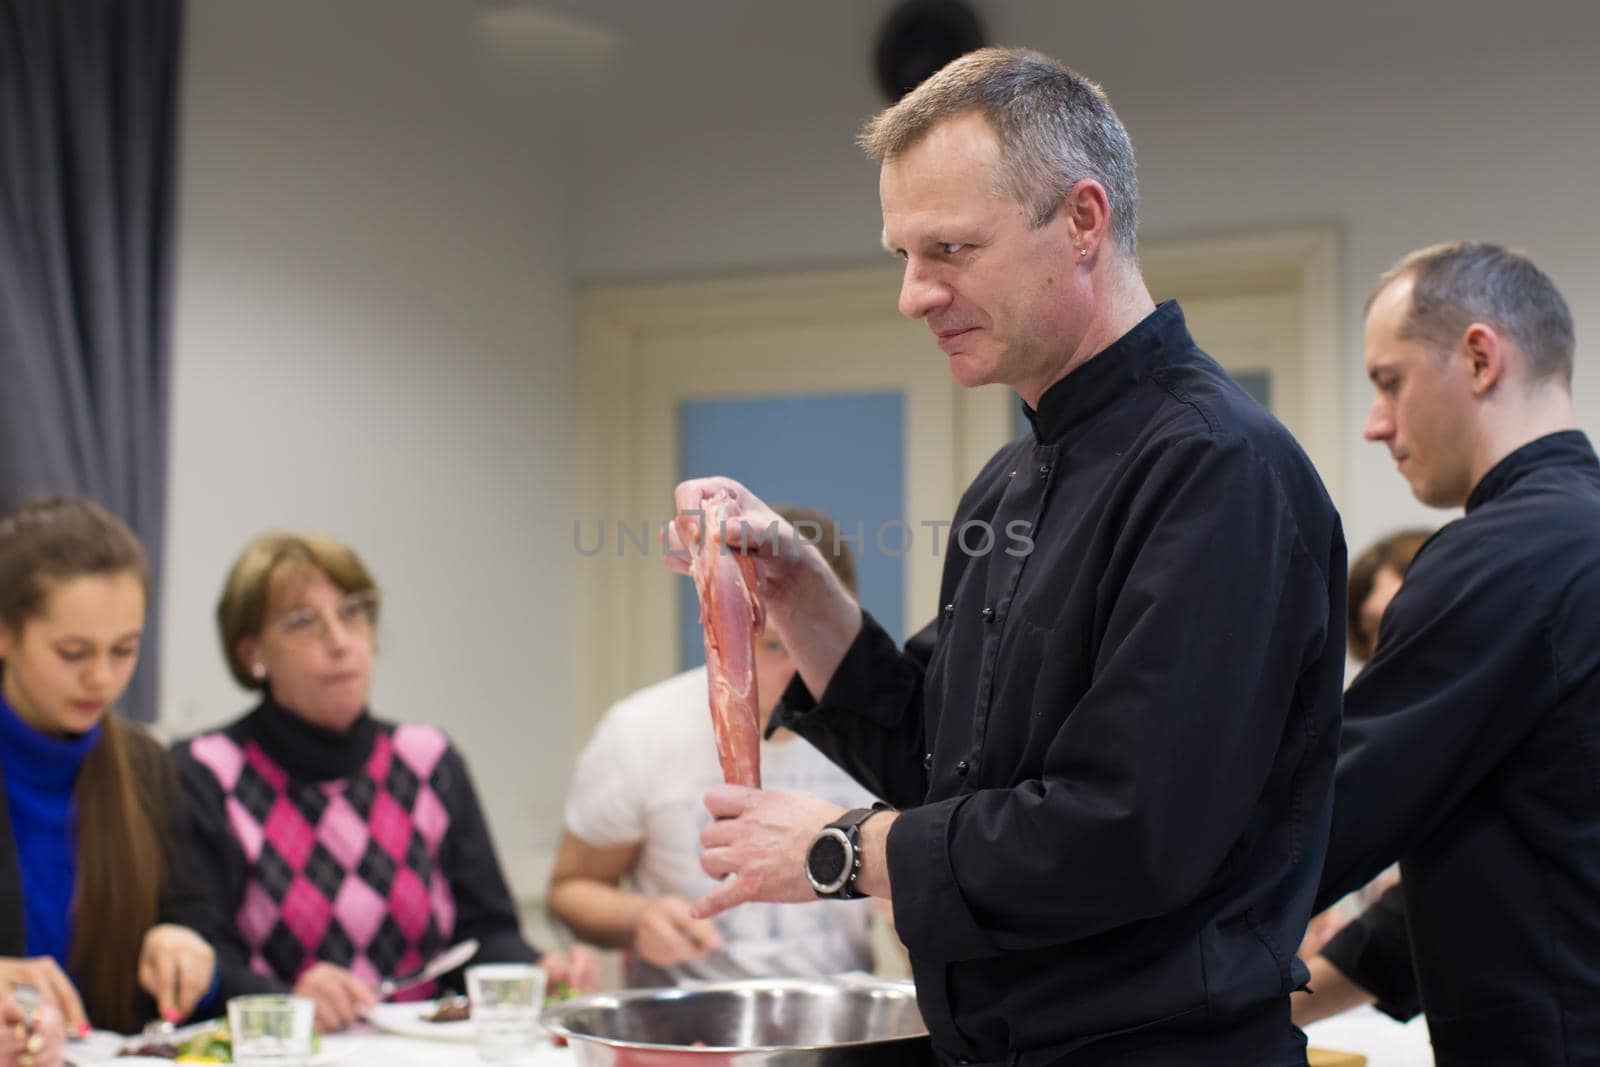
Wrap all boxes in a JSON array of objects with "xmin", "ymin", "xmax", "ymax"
[{"xmin": 270, "ymin": 590, "xmax": 380, "ymax": 642}]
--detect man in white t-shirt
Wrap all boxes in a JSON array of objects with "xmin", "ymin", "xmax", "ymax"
[{"xmin": 548, "ymin": 508, "xmax": 880, "ymax": 986}]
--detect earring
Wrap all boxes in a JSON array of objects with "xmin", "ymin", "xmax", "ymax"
[
  {"xmin": 1079, "ymin": 248, "xmax": 1088, "ymax": 257},
  {"xmin": 251, "ymin": 662, "xmax": 267, "ymax": 680}
]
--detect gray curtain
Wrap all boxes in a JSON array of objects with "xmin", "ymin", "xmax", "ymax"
[{"xmin": 0, "ymin": 0, "xmax": 184, "ymax": 723}]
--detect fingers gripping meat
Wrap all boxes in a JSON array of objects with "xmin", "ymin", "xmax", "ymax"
[{"xmin": 677, "ymin": 490, "xmax": 765, "ymax": 788}]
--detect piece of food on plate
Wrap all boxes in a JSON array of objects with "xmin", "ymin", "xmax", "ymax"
[
  {"xmin": 117, "ymin": 1021, "xmax": 230, "ymax": 1061},
  {"xmin": 427, "ymin": 975, "xmax": 577, "ymax": 1023},
  {"xmin": 116, "ymin": 1040, "xmax": 182, "ymax": 1059},
  {"xmin": 425, "ymin": 996, "xmax": 471, "ymax": 1023}
]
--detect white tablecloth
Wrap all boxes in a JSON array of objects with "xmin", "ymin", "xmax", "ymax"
[
  {"xmin": 1305, "ymin": 1005, "xmax": 1434, "ymax": 1066},
  {"xmin": 72, "ymin": 1025, "xmax": 576, "ymax": 1067},
  {"xmin": 76, "ymin": 1006, "xmax": 1433, "ymax": 1067},
  {"xmin": 317, "ymin": 1029, "xmax": 574, "ymax": 1067}
]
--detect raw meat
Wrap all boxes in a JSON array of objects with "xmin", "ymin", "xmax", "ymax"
[{"xmin": 676, "ymin": 489, "xmax": 765, "ymax": 788}]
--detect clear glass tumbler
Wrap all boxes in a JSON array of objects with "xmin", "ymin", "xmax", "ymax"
[
  {"xmin": 226, "ymin": 994, "xmax": 315, "ymax": 1067},
  {"xmin": 466, "ymin": 963, "xmax": 547, "ymax": 1062}
]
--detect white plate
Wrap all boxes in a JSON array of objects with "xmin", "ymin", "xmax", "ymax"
[{"xmin": 365, "ymin": 1001, "xmax": 475, "ymax": 1044}]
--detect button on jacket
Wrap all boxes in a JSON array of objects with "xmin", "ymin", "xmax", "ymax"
[{"xmin": 781, "ymin": 302, "xmax": 1346, "ymax": 1065}]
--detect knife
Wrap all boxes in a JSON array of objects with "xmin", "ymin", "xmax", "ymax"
[{"xmin": 377, "ymin": 937, "xmax": 480, "ymax": 999}]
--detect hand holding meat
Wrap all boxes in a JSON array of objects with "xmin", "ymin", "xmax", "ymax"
[
  {"xmin": 666, "ymin": 479, "xmax": 823, "ymax": 605},
  {"xmin": 666, "ymin": 478, "xmax": 863, "ymax": 754},
  {"xmin": 695, "ymin": 785, "xmax": 848, "ymax": 918}
]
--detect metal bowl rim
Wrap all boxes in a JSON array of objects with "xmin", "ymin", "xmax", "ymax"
[{"xmin": 541, "ymin": 977, "xmax": 927, "ymax": 1054}]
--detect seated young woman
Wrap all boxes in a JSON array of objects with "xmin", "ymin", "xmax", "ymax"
[{"xmin": 0, "ymin": 498, "xmax": 217, "ymax": 1035}]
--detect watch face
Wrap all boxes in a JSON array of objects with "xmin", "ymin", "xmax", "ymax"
[{"xmin": 806, "ymin": 829, "xmax": 851, "ymax": 894}]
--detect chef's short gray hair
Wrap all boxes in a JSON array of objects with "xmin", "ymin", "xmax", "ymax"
[
  {"xmin": 858, "ymin": 47, "xmax": 1139, "ymax": 255},
  {"xmin": 1373, "ymin": 241, "xmax": 1574, "ymax": 386}
]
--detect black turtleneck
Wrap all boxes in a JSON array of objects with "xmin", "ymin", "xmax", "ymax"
[
  {"xmin": 248, "ymin": 693, "xmax": 380, "ymax": 783},
  {"xmin": 1319, "ymin": 430, "xmax": 1600, "ymax": 1064},
  {"xmin": 779, "ymin": 301, "xmax": 1346, "ymax": 1065}
]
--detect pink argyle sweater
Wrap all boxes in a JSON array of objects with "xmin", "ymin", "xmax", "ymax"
[{"xmin": 185, "ymin": 717, "xmax": 456, "ymax": 996}]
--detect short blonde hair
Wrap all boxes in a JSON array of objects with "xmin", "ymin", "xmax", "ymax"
[
  {"xmin": 216, "ymin": 532, "xmax": 378, "ymax": 689},
  {"xmin": 858, "ymin": 47, "xmax": 1139, "ymax": 253}
]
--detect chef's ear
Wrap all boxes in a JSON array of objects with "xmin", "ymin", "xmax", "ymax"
[
  {"xmin": 1057, "ymin": 177, "xmax": 1112, "ymax": 256},
  {"xmin": 1460, "ymin": 322, "xmax": 1507, "ymax": 397}
]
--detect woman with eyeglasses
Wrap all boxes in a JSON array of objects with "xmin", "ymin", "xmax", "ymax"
[
  {"xmin": 0, "ymin": 498, "xmax": 218, "ymax": 1036},
  {"xmin": 174, "ymin": 532, "xmax": 595, "ymax": 1033}
]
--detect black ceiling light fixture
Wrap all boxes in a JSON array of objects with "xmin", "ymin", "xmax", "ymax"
[{"xmin": 873, "ymin": 0, "xmax": 987, "ymax": 103}]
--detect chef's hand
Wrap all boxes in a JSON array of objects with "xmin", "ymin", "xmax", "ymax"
[
  {"xmin": 137, "ymin": 924, "xmax": 216, "ymax": 1024},
  {"xmin": 695, "ymin": 786, "xmax": 848, "ymax": 918},
  {"xmin": 292, "ymin": 963, "xmax": 376, "ymax": 1033},
  {"xmin": 0, "ymin": 958, "xmax": 86, "ymax": 1037},
  {"xmin": 663, "ymin": 479, "xmax": 827, "ymax": 607},
  {"xmin": 1, "ymin": 993, "xmax": 66, "ymax": 1067},
  {"xmin": 665, "ymin": 478, "xmax": 862, "ymax": 699},
  {"xmin": 538, "ymin": 946, "xmax": 601, "ymax": 994},
  {"xmin": 633, "ymin": 896, "xmax": 724, "ymax": 968}
]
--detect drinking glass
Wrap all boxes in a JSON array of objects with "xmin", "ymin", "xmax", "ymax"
[
  {"xmin": 227, "ymin": 995, "xmax": 315, "ymax": 1067},
  {"xmin": 466, "ymin": 963, "xmax": 547, "ymax": 1062}
]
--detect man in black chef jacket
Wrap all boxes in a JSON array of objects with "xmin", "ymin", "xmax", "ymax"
[
  {"xmin": 1295, "ymin": 241, "xmax": 1600, "ymax": 1065},
  {"xmin": 669, "ymin": 48, "xmax": 1345, "ymax": 1066}
]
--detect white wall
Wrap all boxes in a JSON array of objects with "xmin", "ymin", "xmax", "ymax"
[
  {"xmin": 162, "ymin": 0, "xmax": 579, "ymax": 895},
  {"xmin": 557, "ymin": 0, "xmax": 1600, "ymax": 553}
]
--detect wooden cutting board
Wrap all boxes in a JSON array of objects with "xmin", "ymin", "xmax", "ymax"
[{"xmin": 1307, "ymin": 1048, "xmax": 1367, "ymax": 1067}]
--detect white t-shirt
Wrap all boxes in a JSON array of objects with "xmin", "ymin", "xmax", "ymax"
[{"xmin": 564, "ymin": 667, "xmax": 878, "ymax": 986}]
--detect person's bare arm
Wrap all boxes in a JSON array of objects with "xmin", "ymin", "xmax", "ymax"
[
  {"xmin": 1291, "ymin": 955, "xmax": 1377, "ymax": 1027},
  {"xmin": 547, "ymin": 831, "xmax": 722, "ymax": 966},
  {"xmin": 547, "ymin": 832, "xmax": 647, "ymax": 947}
]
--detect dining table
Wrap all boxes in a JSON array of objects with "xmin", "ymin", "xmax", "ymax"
[{"xmin": 66, "ymin": 1000, "xmax": 1435, "ymax": 1067}]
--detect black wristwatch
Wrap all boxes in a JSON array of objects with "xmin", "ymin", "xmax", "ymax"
[{"xmin": 805, "ymin": 804, "xmax": 891, "ymax": 899}]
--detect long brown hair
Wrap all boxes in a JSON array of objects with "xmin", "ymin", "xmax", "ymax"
[{"xmin": 0, "ymin": 497, "xmax": 167, "ymax": 1032}]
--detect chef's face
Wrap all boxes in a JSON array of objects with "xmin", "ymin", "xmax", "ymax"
[
  {"xmin": 1363, "ymin": 276, "xmax": 1479, "ymax": 508},
  {"xmin": 0, "ymin": 571, "xmax": 144, "ymax": 737},
  {"xmin": 881, "ymin": 112, "xmax": 1086, "ymax": 402}
]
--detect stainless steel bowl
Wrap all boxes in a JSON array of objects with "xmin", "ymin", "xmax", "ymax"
[{"xmin": 543, "ymin": 977, "xmax": 932, "ymax": 1066}]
